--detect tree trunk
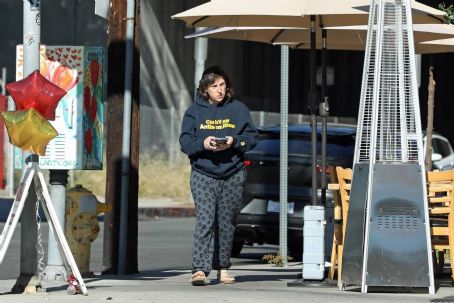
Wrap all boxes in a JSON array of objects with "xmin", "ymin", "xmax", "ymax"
[{"xmin": 424, "ymin": 67, "xmax": 435, "ymax": 172}]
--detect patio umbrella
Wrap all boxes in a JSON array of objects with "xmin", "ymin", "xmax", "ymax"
[
  {"xmin": 284, "ymin": 26, "xmax": 454, "ymax": 54},
  {"xmin": 185, "ymin": 24, "xmax": 454, "ymax": 53},
  {"xmin": 174, "ymin": 0, "xmax": 447, "ymax": 207},
  {"xmin": 289, "ymin": 40, "xmax": 454, "ymax": 53},
  {"xmin": 415, "ymin": 37, "xmax": 454, "ymax": 53},
  {"xmin": 185, "ymin": 21, "xmax": 454, "ymax": 205},
  {"xmin": 172, "ymin": 0, "xmax": 445, "ymax": 28}
]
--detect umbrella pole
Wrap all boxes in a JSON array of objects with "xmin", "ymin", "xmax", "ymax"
[
  {"xmin": 309, "ymin": 15, "xmax": 319, "ymax": 206},
  {"xmin": 302, "ymin": 20, "xmax": 326, "ymax": 280},
  {"xmin": 320, "ymin": 29, "xmax": 329, "ymax": 207}
]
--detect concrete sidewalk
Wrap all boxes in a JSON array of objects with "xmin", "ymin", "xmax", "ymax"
[
  {"xmin": 0, "ymin": 263, "xmax": 454, "ymax": 303},
  {"xmin": 1, "ymin": 199, "xmax": 453, "ymax": 303}
]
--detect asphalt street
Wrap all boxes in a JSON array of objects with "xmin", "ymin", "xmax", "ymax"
[
  {"xmin": 1, "ymin": 218, "xmax": 454, "ymax": 302},
  {"xmin": 0, "ymin": 217, "xmax": 280, "ymax": 279}
]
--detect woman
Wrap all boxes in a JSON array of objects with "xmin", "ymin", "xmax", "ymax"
[{"xmin": 179, "ymin": 65, "xmax": 258, "ymax": 286}]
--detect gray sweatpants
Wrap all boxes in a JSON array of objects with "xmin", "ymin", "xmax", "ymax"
[{"xmin": 190, "ymin": 169, "xmax": 245, "ymax": 275}]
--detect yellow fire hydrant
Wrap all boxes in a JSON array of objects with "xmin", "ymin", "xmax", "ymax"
[{"xmin": 65, "ymin": 184, "xmax": 110, "ymax": 276}]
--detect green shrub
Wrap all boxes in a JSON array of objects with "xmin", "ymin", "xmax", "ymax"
[{"xmin": 439, "ymin": 3, "xmax": 454, "ymax": 24}]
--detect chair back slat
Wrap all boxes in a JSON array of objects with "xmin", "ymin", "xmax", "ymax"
[
  {"xmin": 336, "ymin": 166, "xmax": 352, "ymax": 218},
  {"xmin": 426, "ymin": 169, "xmax": 454, "ymax": 281}
]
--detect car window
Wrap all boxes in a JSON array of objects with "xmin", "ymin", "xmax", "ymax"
[
  {"xmin": 432, "ymin": 138, "xmax": 440, "ymax": 155},
  {"xmin": 439, "ymin": 140, "xmax": 452, "ymax": 158},
  {"xmin": 251, "ymin": 133, "xmax": 355, "ymax": 158},
  {"xmin": 432, "ymin": 138, "xmax": 450, "ymax": 158}
]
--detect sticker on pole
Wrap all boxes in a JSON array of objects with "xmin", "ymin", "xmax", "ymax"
[{"xmin": 28, "ymin": 0, "xmax": 40, "ymax": 10}]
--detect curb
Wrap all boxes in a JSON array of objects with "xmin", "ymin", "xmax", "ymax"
[
  {"xmin": 138, "ymin": 207, "xmax": 195, "ymax": 220},
  {"xmin": 0, "ymin": 198, "xmax": 196, "ymax": 222}
]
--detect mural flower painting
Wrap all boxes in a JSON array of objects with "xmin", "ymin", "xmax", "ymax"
[
  {"xmin": 84, "ymin": 128, "xmax": 93, "ymax": 153},
  {"xmin": 45, "ymin": 61, "xmax": 79, "ymax": 91},
  {"xmin": 90, "ymin": 60, "xmax": 100, "ymax": 87}
]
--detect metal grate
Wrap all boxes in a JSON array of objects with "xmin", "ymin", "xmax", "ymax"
[
  {"xmin": 376, "ymin": 204, "xmax": 420, "ymax": 230},
  {"xmin": 354, "ymin": 0, "xmax": 424, "ymax": 165}
]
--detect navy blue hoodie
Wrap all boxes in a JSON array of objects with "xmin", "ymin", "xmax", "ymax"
[{"xmin": 179, "ymin": 94, "xmax": 258, "ymax": 179}]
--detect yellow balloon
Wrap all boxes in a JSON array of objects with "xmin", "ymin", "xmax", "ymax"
[{"xmin": 1, "ymin": 108, "xmax": 58, "ymax": 156}]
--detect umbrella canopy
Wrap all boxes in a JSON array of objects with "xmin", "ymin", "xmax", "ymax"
[
  {"xmin": 417, "ymin": 37, "xmax": 454, "ymax": 53},
  {"xmin": 289, "ymin": 41, "xmax": 454, "ymax": 54},
  {"xmin": 185, "ymin": 24, "xmax": 454, "ymax": 54},
  {"xmin": 172, "ymin": 0, "xmax": 446, "ymax": 28}
]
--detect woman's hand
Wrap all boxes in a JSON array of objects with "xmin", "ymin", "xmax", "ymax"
[
  {"xmin": 214, "ymin": 136, "xmax": 233, "ymax": 152},
  {"xmin": 204, "ymin": 136, "xmax": 217, "ymax": 151}
]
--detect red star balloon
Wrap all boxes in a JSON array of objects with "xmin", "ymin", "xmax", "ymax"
[
  {"xmin": 6, "ymin": 70, "xmax": 67, "ymax": 121},
  {"xmin": 1, "ymin": 108, "xmax": 58, "ymax": 156}
]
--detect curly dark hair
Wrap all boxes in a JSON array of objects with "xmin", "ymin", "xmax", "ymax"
[{"xmin": 198, "ymin": 65, "xmax": 233, "ymax": 101}]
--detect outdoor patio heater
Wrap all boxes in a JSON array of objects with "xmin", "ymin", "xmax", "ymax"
[{"xmin": 340, "ymin": 0, "xmax": 434, "ymax": 294}]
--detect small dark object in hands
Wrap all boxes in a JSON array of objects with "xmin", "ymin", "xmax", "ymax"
[{"xmin": 214, "ymin": 137, "xmax": 228, "ymax": 145}]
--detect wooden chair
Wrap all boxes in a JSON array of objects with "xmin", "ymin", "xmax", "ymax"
[
  {"xmin": 427, "ymin": 170, "xmax": 454, "ymax": 281},
  {"xmin": 327, "ymin": 166, "xmax": 341, "ymax": 280},
  {"xmin": 328, "ymin": 168, "xmax": 454, "ymax": 283},
  {"xmin": 327, "ymin": 166, "xmax": 352, "ymax": 282}
]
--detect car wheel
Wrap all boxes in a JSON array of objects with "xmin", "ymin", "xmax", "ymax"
[{"xmin": 231, "ymin": 239, "xmax": 244, "ymax": 257}]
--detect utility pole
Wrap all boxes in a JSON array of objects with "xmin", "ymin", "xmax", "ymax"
[{"xmin": 103, "ymin": 0, "xmax": 140, "ymax": 274}]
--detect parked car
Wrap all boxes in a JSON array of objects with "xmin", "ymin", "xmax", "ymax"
[
  {"xmin": 232, "ymin": 125, "xmax": 454, "ymax": 259},
  {"xmin": 232, "ymin": 123, "xmax": 357, "ymax": 259},
  {"xmin": 425, "ymin": 132, "xmax": 454, "ymax": 171}
]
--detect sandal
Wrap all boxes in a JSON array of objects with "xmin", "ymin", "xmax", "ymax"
[
  {"xmin": 191, "ymin": 271, "xmax": 207, "ymax": 286},
  {"xmin": 217, "ymin": 269, "xmax": 235, "ymax": 284}
]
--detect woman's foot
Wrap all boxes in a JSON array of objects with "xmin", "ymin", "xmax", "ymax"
[
  {"xmin": 190, "ymin": 271, "xmax": 207, "ymax": 286},
  {"xmin": 217, "ymin": 269, "xmax": 235, "ymax": 284}
]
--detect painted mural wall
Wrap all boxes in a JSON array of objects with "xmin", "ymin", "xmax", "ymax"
[{"xmin": 15, "ymin": 45, "xmax": 105, "ymax": 170}]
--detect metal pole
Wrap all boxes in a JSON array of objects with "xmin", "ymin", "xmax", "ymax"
[
  {"xmin": 320, "ymin": 29, "xmax": 329, "ymax": 206},
  {"xmin": 15, "ymin": 0, "xmax": 40, "ymax": 291},
  {"xmin": 301, "ymin": 16, "xmax": 325, "ymax": 283},
  {"xmin": 1, "ymin": 68, "xmax": 13, "ymax": 197},
  {"xmin": 193, "ymin": 27, "xmax": 207, "ymax": 97},
  {"xmin": 6, "ymin": 97, "xmax": 14, "ymax": 197},
  {"xmin": 0, "ymin": 68, "xmax": 5, "ymax": 95},
  {"xmin": 259, "ymin": 111, "xmax": 265, "ymax": 126},
  {"xmin": 44, "ymin": 170, "xmax": 68, "ymax": 281},
  {"xmin": 279, "ymin": 45, "xmax": 289, "ymax": 267},
  {"xmin": 169, "ymin": 106, "xmax": 175, "ymax": 166},
  {"xmin": 308, "ymin": 15, "xmax": 319, "ymax": 206},
  {"xmin": 118, "ymin": 0, "xmax": 135, "ymax": 275}
]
